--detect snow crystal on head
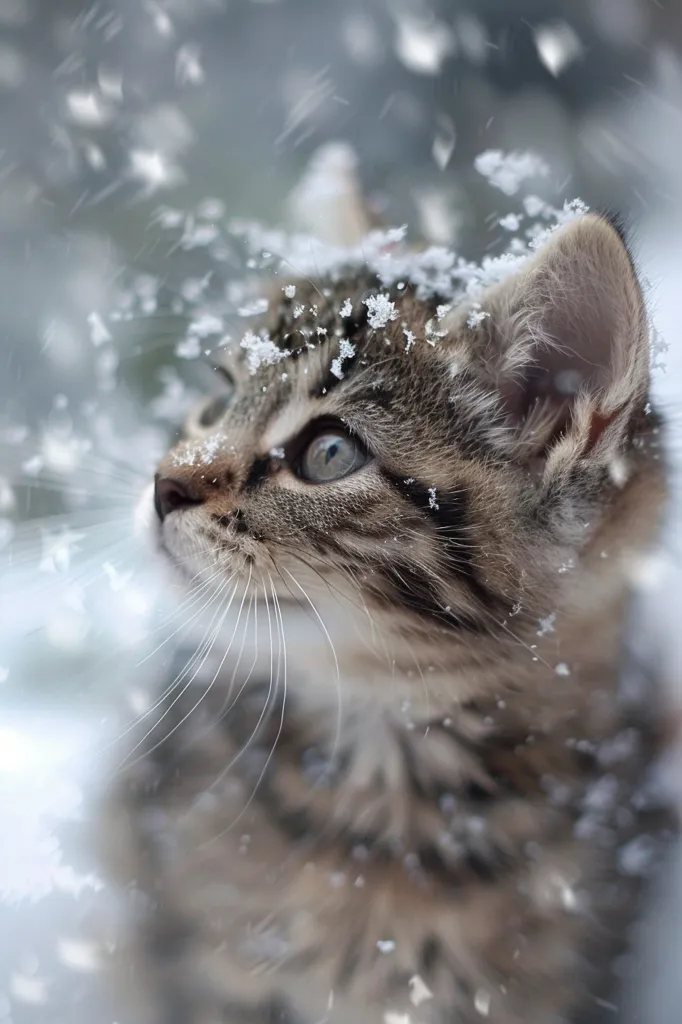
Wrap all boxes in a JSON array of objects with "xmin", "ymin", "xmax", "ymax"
[
  {"xmin": 142, "ymin": 150, "xmax": 596, "ymax": 381},
  {"xmin": 227, "ymin": 174, "xmax": 589, "ymax": 311},
  {"xmin": 240, "ymin": 331, "xmax": 289, "ymax": 375},
  {"xmin": 363, "ymin": 293, "xmax": 399, "ymax": 330},
  {"xmin": 171, "ymin": 433, "xmax": 229, "ymax": 467},
  {"xmin": 330, "ymin": 339, "xmax": 356, "ymax": 380}
]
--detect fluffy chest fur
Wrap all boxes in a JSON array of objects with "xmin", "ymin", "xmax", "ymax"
[{"xmin": 110, "ymin": 603, "xmax": 669, "ymax": 1024}]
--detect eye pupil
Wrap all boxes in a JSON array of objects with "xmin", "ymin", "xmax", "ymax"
[{"xmin": 298, "ymin": 428, "xmax": 368, "ymax": 483}]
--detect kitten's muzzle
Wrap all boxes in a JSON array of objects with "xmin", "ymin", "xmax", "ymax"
[{"xmin": 154, "ymin": 474, "xmax": 204, "ymax": 521}]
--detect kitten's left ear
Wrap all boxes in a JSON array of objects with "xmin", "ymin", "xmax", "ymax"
[
  {"xmin": 286, "ymin": 142, "xmax": 375, "ymax": 246},
  {"xmin": 457, "ymin": 213, "xmax": 651, "ymax": 471}
]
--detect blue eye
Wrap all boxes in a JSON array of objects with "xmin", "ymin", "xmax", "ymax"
[{"xmin": 299, "ymin": 430, "xmax": 367, "ymax": 483}]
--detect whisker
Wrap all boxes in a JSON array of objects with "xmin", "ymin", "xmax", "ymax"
[
  {"xmin": 278, "ymin": 564, "xmax": 343, "ymax": 765},
  {"xmin": 116, "ymin": 573, "xmax": 238, "ymax": 763}
]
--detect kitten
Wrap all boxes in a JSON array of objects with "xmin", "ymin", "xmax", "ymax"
[{"xmin": 105, "ymin": 208, "xmax": 676, "ymax": 1024}]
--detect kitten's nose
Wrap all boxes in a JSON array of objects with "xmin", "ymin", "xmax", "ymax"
[{"xmin": 154, "ymin": 474, "xmax": 203, "ymax": 521}]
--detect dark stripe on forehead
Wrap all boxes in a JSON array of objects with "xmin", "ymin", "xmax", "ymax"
[
  {"xmin": 309, "ymin": 349, "xmax": 360, "ymax": 401},
  {"xmin": 382, "ymin": 472, "xmax": 503, "ymax": 613}
]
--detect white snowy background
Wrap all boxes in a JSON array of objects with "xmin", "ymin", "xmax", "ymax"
[{"xmin": 1, "ymin": 0, "xmax": 682, "ymax": 1021}]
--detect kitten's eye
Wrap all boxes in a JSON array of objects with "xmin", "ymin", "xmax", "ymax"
[
  {"xmin": 199, "ymin": 393, "xmax": 232, "ymax": 428},
  {"xmin": 298, "ymin": 429, "xmax": 367, "ymax": 483}
]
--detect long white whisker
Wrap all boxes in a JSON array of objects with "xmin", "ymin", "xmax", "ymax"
[
  {"xmin": 278, "ymin": 564, "xmax": 343, "ymax": 765},
  {"xmin": 116, "ymin": 574, "xmax": 238, "ymax": 763},
  {"xmin": 166, "ymin": 568, "xmax": 256, "ymax": 753}
]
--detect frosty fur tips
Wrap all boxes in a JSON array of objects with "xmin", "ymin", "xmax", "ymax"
[
  {"xmin": 145, "ymin": 145, "xmax": 595, "ymax": 377},
  {"xmin": 230, "ymin": 194, "xmax": 589, "ymax": 312}
]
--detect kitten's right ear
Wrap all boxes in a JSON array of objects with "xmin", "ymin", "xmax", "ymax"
[
  {"xmin": 286, "ymin": 142, "xmax": 375, "ymax": 246},
  {"xmin": 455, "ymin": 214, "xmax": 651, "ymax": 473}
]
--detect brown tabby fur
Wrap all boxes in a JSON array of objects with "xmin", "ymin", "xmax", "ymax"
[{"xmin": 103, "ymin": 212, "xmax": 675, "ymax": 1024}]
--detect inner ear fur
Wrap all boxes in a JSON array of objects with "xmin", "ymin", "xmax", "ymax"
[{"xmin": 455, "ymin": 214, "xmax": 651, "ymax": 464}]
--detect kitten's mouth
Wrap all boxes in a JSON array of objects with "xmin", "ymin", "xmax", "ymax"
[
  {"xmin": 135, "ymin": 482, "xmax": 193, "ymax": 574},
  {"xmin": 136, "ymin": 480, "xmax": 252, "ymax": 590}
]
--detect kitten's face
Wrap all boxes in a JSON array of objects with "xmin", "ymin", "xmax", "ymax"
[
  {"xmin": 142, "ymin": 216, "xmax": 654, "ymax": 672},
  {"xmin": 145, "ymin": 279, "xmax": 520, "ymax": 641}
]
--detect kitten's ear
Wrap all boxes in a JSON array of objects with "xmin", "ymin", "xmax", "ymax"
[
  {"xmin": 286, "ymin": 142, "xmax": 375, "ymax": 246},
  {"xmin": 460, "ymin": 214, "xmax": 651, "ymax": 468}
]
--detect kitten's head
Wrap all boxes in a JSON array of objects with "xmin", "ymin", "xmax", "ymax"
[{"xmin": 142, "ymin": 214, "xmax": 661, "ymax": 684}]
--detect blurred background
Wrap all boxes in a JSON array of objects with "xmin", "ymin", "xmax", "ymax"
[{"xmin": 1, "ymin": 0, "xmax": 682, "ymax": 1020}]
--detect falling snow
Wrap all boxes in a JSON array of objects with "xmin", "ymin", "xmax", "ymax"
[
  {"xmin": 534, "ymin": 22, "xmax": 584, "ymax": 78},
  {"xmin": 86, "ymin": 312, "xmax": 111, "ymax": 347},
  {"xmin": 474, "ymin": 149, "xmax": 549, "ymax": 196}
]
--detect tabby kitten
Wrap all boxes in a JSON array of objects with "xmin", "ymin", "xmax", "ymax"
[{"xmin": 108, "ymin": 211, "xmax": 674, "ymax": 1024}]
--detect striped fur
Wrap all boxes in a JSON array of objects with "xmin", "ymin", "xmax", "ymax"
[{"xmin": 105, "ymin": 215, "xmax": 675, "ymax": 1024}]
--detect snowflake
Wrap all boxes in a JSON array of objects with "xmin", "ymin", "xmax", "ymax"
[
  {"xmin": 176, "ymin": 43, "xmax": 205, "ymax": 86},
  {"xmin": 175, "ymin": 335, "xmax": 201, "ymax": 360},
  {"xmin": 534, "ymin": 22, "xmax": 583, "ymax": 78},
  {"xmin": 428, "ymin": 487, "xmax": 439, "ymax": 510},
  {"xmin": 330, "ymin": 338, "xmax": 356, "ymax": 379},
  {"xmin": 39, "ymin": 527, "xmax": 85, "ymax": 574},
  {"xmin": 87, "ymin": 311, "xmax": 111, "ymax": 347},
  {"xmin": 466, "ymin": 304, "xmax": 490, "ymax": 329},
  {"xmin": 130, "ymin": 149, "xmax": 179, "ymax": 191},
  {"xmin": 499, "ymin": 213, "xmax": 521, "ymax": 231},
  {"xmin": 237, "ymin": 297, "xmax": 269, "ymax": 317},
  {"xmin": 394, "ymin": 13, "xmax": 456, "ymax": 75},
  {"xmin": 339, "ymin": 298, "xmax": 353, "ymax": 317},
  {"xmin": 403, "ymin": 325, "xmax": 416, "ymax": 352},
  {"xmin": 537, "ymin": 612, "xmax": 556, "ymax": 637},
  {"xmin": 474, "ymin": 149, "xmax": 549, "ymax": 196},
  {"xmin": 409, "ymin": 975, "xmax": 434, "ymax": 1007},
  {"xmin": 425, "ymin": 318, "xmax": 446, "ymax": 346},
  {"xmin": 66, "ymin": 89, "xmax": 113, "ymax": 126},
  {"xmin": 363, "ymin": 293, "xmax": 399, "ymax": 329},
  {"xmin": 474, "ymin": 989, "xmax": 491, "ymax": 1017},
  {"xmin": 523, "ymin": 195, "xmax": 548, "ymax": 218},
  {"xmin": 188, "ymin": 312, "xmax": 224, "ymax": 338},
  {"xmin": 283, "ymin": 284, "xmax": 296, "ymax": 298},
  {"xmin": 240, "ymin": 330, "xmax": 289, "ymax": 374},
  {"xmin": 199, "ymin": 434, "xmax": 226, "ymax": 465}
]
